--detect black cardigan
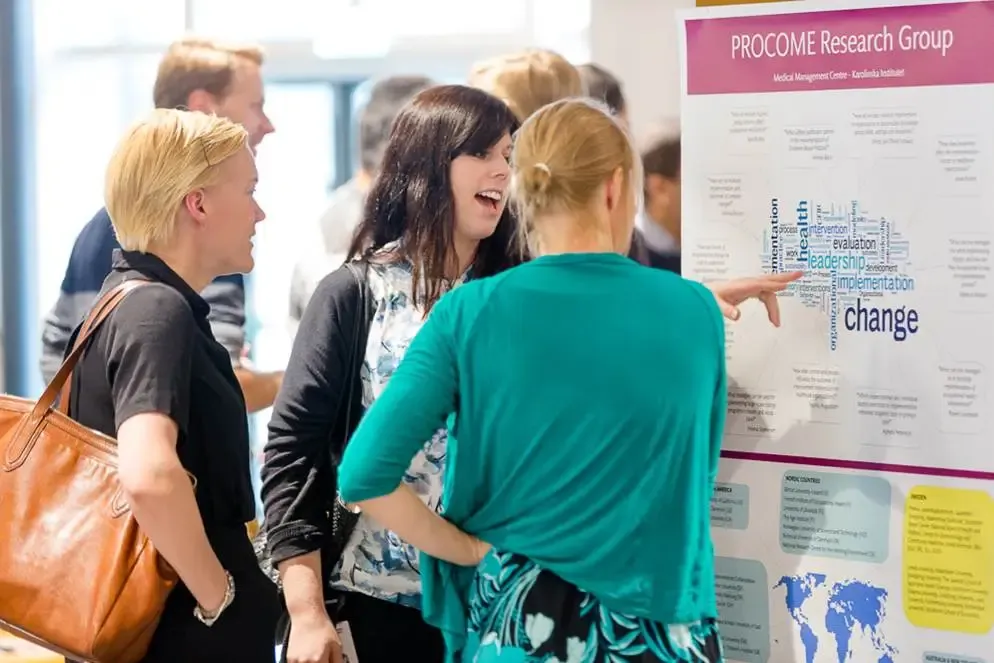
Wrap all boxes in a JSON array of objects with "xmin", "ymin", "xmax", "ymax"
[{"xmin": 261, "ymin": 263, "xmax": 372, "ymax": 565}]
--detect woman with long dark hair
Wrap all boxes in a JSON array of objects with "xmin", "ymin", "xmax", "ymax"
[{"xmin": 262, "ymin": 84, "xmax": 517, "ymax": 663}]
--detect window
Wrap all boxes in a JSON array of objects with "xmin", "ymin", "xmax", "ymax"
[
  {"xmin": 190, "ymin": 0, "xmax": 333, "ymax": 42},
  {"xmin": 244, "ymin": 82, "xmax": 335, "ymax": 478},
  {"xmin": 311, "ymin": 3, "xmax": 393, "ymax": 59},
  {"xmin": 381, "ymin": 0, "xmax": 528, "ymax": 37},
  {"xmin": 34, "ymin": 54, "xmax": 160, "ymax": 317},
  {"xmin": 34, "ymin": 0, "xmax": 185, "ymax": 51},
  {"xmin": 532, "ymin": 0, "xmax": 592, "ymax": 62},
  {"xmin": 246, "ymin": 83, "xmax": 335, "ymax": 370},
  {"xmin": 33, "ymin": 0, "xmax": 174, "ymax": 316}
]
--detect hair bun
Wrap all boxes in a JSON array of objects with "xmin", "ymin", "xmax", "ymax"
[{"xmin": 530, "ymin": 162, "xmax": 553, "ymax": 194}]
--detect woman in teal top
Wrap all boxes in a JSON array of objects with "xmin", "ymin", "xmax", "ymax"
[{"xmin": 338, "ymin": 98, "xmax": 726, "ymax": 662}]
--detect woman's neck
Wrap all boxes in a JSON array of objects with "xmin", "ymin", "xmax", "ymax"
[
  {"xmin": 386, "ymin": 235, "xmax": 478, "ymax": 280},
  {"xmin": 532, "ymin": 212, "xmax": 617, "ymax": 256},
  {"xmin": 148, "ymin": 244, "xmax": 214, "ymax": 293},
  {"xmin": 449, "ymin": 233, "xmax": 480, "ymax": 279}
]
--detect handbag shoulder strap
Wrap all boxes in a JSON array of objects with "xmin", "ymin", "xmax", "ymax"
[
  {"xmin": 334, "ymin": 261, "xmax": 374, "ymax": 456},
  {"xmin": 53, "ymin": 279, "xmax": 152, "ymax": 416}
]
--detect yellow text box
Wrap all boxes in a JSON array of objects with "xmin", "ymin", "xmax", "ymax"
[{"xmin": 903, "ymin": 485, "xmax": 994, "ymax": 634}]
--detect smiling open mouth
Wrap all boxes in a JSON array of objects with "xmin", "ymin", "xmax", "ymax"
[{"xmin": 475, "ymin": 189, "xmax": 502, "ymax": 211}]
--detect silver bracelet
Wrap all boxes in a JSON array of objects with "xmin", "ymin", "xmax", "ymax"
[{"xmin": 193, "ymin": 571, "xmax": 236, "ymax": 627}]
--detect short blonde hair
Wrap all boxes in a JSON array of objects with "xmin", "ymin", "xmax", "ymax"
[
  {"xmin": 511, "ymin": 98, "xmax": 642, "ymax": 253},
  {"xmin": 105, "ymin": 109, "xmax": 248, "ymax": 252},
  {"xmin": 153, "ymin": 37, "xmax": 265, "ymax": 110},
  {"xmin": 468, "ymin": 49, "xmax": 585, "ymax": 122}
]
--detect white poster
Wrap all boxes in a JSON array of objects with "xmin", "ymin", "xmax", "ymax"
[{"xmin": 679, "ymin": 1, "xmax": 994, "ymax": 661}]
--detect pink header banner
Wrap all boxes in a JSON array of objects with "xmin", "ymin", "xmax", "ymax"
[{"xmin": 685, "ymin": 1, "xmax": 994, "ymax": 95}]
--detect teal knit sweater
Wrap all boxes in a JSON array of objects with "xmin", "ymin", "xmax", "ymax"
[{"xmin": 338, "ymin": 252, "xmax": 727, "ymax": 660}]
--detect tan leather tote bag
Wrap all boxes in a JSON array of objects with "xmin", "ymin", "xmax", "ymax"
[{"xmin": 0, "ymin": 280, "xmax": 177, "ymax": 663}]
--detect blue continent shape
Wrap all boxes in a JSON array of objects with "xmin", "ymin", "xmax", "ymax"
[
  {"xmin": 775, "ymin": 574, "xmax": 899, "ymax": 663},
  {"xmin": 825, "ymin": 580, "xmax": 898, "ymax": 663},
  {"xmin": 774, "ymin": 573, "xmax": 825, "ymax": 663}
]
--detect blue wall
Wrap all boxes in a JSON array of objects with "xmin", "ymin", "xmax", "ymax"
[{"xmin": 0, "ymin": 0, "xmax": 41, "ymax": 397}]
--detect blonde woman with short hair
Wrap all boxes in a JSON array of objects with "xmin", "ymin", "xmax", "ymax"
[
  {"xmin": 67, "ymin": 109, "xmax": 279, "ymax": 662},
  {"xmin": 41, "ymin": 36, "xmax": 281, "ymax": 414},
  {"xmin": 335, "ymin": 98, "xmax": 726, "ymax": 661}
]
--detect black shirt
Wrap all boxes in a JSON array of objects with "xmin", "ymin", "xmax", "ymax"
[
  {"xmin": 629, "ymin": 227, "xmax": 682, "ymax": 274},
  {"xmin": 69, "ymin": 250, "xmax": 256, "ymax": 531}
]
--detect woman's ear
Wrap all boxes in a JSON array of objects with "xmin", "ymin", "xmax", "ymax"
[
  {"xmin": 182, "ymin": 189, "xmax": 208, "ymax": 224},
  {"xmin": 604, "ymin": 167, "xmax": 625, "ymax": 212}
]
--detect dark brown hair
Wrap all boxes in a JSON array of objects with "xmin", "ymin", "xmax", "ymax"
[
  {"xmin": 346, "ymin": 85, "xmax": 520, "ymax": 312},
  {"xmin": 577, "ymin": 63, "xmax": 626, "ymax": 115},
  {"xmin": 357, "ymin": 75, "xmax": 436, "ymax": 174},
  {"xmin": 641, "ymin": 124, "xmax": 681, "ymax": 180}
]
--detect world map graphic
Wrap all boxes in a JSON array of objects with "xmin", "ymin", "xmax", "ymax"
[{"xmin": 774, "ymin": 572, "xmax": 897, "ymax": 662}]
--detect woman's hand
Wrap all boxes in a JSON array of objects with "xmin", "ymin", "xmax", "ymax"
[
  {"xmin": 469, "ymin": 537, "xmax": 492, "ymax": 566},
  {"xmin": 356, "ymin": 485, "xmax": 493, "ymax": 566},
  {"xmin": 117, "ymin": 412, "xmax": 230, "ymax": 615},
  {"xmin": 707, "ymin": 271, "xmax": 804, "ymax": 326},
  {"xmin": 286, "ymin": 611, "xmax": 342, "ymax": 663}
]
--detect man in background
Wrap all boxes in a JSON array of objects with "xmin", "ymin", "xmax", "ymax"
[
  {"xmin": 576, "ymin": 62, "xmax": 679, "ymax": 271},
  {"xmin": 40, "ymin": 37, "xmax": 283, "ymax": 412},
  {"xmin": 578, "ymin": 62, "xmax": 629, "ymax": 126},
  {"xmin": 633, "ymin": 120, "xmax": 682, "ymax": 273},
  {"xmin": 288, "ymin": 75, "xmax": 434, "ymax": 335}
]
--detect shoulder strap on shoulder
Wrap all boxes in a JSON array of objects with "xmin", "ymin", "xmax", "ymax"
[
  {"xmin": 52, "ymin": 279, "xmax": 152, "ymax": 416},
  {"xmin": 335, "ymin": 261, "xmax": 374, "ymax": 454}
]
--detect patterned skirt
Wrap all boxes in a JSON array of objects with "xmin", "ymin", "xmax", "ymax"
[{"xmin": 464, "ymin": 550, "xmax": 723, "ymax": 663}]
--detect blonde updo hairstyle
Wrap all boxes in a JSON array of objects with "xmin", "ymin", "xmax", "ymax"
[
  {"xmin": 468, "ymin": 48, "xmax": 585, "ymax": 122},
  {"xmin": 511, "ymin": 98, "xmax": 643, "ymax": 255},
  {"xmin": 105, "ymin": 108, "xmax": 248, "ymax": 252}
]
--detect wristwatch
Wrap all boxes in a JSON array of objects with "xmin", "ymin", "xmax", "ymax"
[{"xmin": 193, "ymin": 571, "xmax": 236, "ymax": 627}]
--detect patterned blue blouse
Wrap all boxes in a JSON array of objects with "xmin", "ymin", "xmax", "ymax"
[{"xmin": 327, "ymin": 253, "xmax": 465, "ymax": 608}]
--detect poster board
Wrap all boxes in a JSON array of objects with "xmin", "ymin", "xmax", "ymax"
[
  {"xmin": 697, "ymin": 0, "xmax": 794, "ymax": 6},
  {"xmin": 678, "ymin": 1, "xmax": 994, "ymax": 661}
]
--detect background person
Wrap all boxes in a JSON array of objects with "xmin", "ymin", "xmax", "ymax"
[
  {"xmin": 578, "ymin": 61, "xmax": 629, "ymax": 125},
  {"xmin": 632, "ymin": 119, "xmax": 682, "ymax": 273},
  {"xmin": 288, "ymin": 75, "xmax": 436, "ymax": 338},
  {"xmin": 467, "ymin": 48, "xmax": 584, "ymax": 123}
]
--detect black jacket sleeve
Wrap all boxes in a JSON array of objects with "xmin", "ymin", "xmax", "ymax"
[
  {"xmin": 261, "ymin": 264, "xmax": 365, "ymax": 564},
  {"xmin": 628, "ymin": 227, "xmax": 651, "ymax": 266}
]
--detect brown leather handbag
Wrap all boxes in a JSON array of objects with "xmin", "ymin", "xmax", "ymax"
[{"xmin": 0, "ymin": 280, "xmax": 177, "ymax": 663}]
